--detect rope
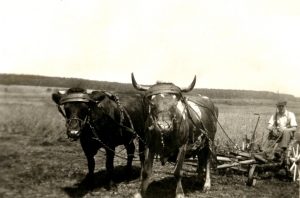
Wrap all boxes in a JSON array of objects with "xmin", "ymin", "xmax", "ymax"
[
  {"xmin": 186, "ymin": 98, "xmax": 239, "ymax": 149},
  {"xmin": 264, "ymin": 133, "xmax": 283, "ymax": 150}
]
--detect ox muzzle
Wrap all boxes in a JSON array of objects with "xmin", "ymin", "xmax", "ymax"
[
  {"xmin": 65, "ymin": 116, "xmax": 88, "ymax": 141},
  {"xmin": 150, "ymin": 110, "xmax": 177, "ymax": 133}
]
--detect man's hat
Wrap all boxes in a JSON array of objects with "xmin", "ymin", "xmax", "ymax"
[{"xmin": 276, "ymin": 100, "xmax": 287, "ymax": 106}]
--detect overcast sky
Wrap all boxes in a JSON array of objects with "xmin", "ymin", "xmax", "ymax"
[{"xmin": 1, "ymin": 1, "xmax": 300, "ymax": 96}]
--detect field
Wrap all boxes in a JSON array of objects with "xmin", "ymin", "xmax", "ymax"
[{"xmin": 0, "ymin": 85, "xmax": 299, "ymax": 198}]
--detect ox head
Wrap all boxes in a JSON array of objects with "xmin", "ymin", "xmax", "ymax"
[
  {"xmin": 131, "ymin": 73, "xmax": 196, "ymax": 136},
  {"xmin": 52, "ymin": 87, "xmax": 101, "ymax": 141}
]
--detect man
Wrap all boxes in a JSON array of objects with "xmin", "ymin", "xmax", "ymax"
[
  {"xmin": 267, "ymin": 100, "xmax": 297, "ymax": 152},
  {"xmin": 260, "ymin": 100, "xmax": 297, "ymax": 179}
]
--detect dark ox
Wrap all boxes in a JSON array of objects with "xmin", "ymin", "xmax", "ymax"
[
  {"xmin": 52, "ymin": 87, "xmax": 145, "ymax": 190},
  {"xmin": 131, "ymin": 73, "xmax": 218, "ymax": 198}
]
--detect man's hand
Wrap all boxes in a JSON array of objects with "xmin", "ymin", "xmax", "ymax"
[
  {"xmin": 267, "ymin": 124, "xmax": 275, "ymax": 131},
  {"xmin": 278, "ymin": 127, "xmax": 286, "ymax": 132}
]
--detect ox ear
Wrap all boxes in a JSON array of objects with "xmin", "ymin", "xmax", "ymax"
[
  {"xmin": 52, "ymin": 92, "xmax": 62, "ymax": 105},
  {"xmin": 89, "ymin": 91, "xmax": 106, "ymax": 102}
]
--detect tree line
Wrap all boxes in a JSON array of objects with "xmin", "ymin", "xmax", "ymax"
[{"xmin": 0, "ymin": 73, "xmax": 298, "ymax": 102}]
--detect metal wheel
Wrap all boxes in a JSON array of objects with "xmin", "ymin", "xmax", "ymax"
[
  {"xmin": 247, "ymin": 164, "xmax": 258, "ymax": 186},
  {"xmin": 287, "ymin": 141, "xmax": 300, "ymax": 181}
]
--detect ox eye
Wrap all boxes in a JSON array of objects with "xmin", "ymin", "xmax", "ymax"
[
  {"xmin": 151, "ymin": 95, "xmax": 156, "ymax": 100},
  {"xmin": 173, "ymin": 94, "xmax": 180, "ymax": 100}
]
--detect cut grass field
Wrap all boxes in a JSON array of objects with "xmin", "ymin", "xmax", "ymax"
[{"xmin": 0, "ymin": 85, "xmax": 299, "ymax": 198}]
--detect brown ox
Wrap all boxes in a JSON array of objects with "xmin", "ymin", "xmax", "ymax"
[
  {"xmin": 52, "ymin": 87, "xmax": 145, "ymax": 190},
  {"xmin": 131, "ymin": 73, "xmax": 218, "ymax": 198}
]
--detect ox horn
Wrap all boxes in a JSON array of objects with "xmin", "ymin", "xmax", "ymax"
[
  {"xmin": 181, "ymin": 75, "xmax": 196, "ymax": 92},
  {"xmin": 131, "ymin": 73, "xmax": 150, "ymax": 91}
]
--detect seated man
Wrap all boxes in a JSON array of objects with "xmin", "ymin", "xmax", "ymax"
[
  {"xmin": 265, "ymin": 100, "xmax": 297, "ymax": 159},
  {"xmin": 259, "ymin": 100, "xmax": 297, "ymax": 179}
]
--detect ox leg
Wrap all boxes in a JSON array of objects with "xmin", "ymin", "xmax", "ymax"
[
  {"xmin": 85, "ymin": 154, "xmax": 96, "ymax": 190},
  {"xmin": 139, "ymin": 138, "xmax": 145, "ymax": 181},
  {"xmin": 196, "ymin": 150, "xmax": 205, "ymax": 186},
  {"xmin": 105, "ymin": 148, "xmax": 117, "ymax": 190},
  {"xmin": 197, "ymin": 148, "xmax": 211, "ymax": 192},
  {"xmin": 173, "ymin": 144, "xmax": 187, "ymax": 198},
  {"xmin": 81, "ymin": 140, "xmax": 98, "ymax": 190},
  {"xmin": 134, "ymin": 147, "xmax": 154, "ymax": 198},
  {"xmin": 125, "ymin": 141, "xmax": 135, "ymax": 183},
  {"xmin": 203, "ymin": 157, "xmax": 211, "ymax": 192}
]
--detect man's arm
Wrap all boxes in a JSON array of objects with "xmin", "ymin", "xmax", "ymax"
[
  {"xmin": 279, "ymin": 111, "xmax": 298, "ymax": 132},
  {"xmin": 267, "ymin": 123, "xmax": 275, "ymax": 131},
  {"xmin": 267, "ymin": 115, "xmax": 275, "ymax": 131},
  {"xmin": 278, "ymin": 126, "xmax": 297, "ymax": 133}
]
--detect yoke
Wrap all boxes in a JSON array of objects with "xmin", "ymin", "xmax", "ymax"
[
  {"xmin": 144, "ymin": 83, "xmax": 182, "ymax": 98},
  {"xmin": 59, "ymin": 93, "xmax": 96, "ymax": 104}
]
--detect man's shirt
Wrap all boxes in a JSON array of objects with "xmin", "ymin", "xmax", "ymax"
[{"xmin": 268, "ymin": 110, "xmax": 297, "ymax": 128}]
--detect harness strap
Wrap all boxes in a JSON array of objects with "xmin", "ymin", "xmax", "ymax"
[
  {"xmin": 186, "ymin": 98, "xmax": 239, "ymax": 151},
  {"xmin": 88, "ymin": 92, "xmax": 146, "ymax": 155},
  {"xmin": 57, "ymin": 104, "xmax": 66, "ymax": 118},
  {"xmin": 183, "ymin": 98, "xmax": 209, "ymax": 144},
  {"xmin": 96, "ymin": 92, "xmax": 136, "ymax": 135},
  {"xmin": 110, "ymin": 92, "xmax": 125, "ymax": 135},
  {"xmin": 97, "ymin": 106, "xmax": 136, "ymax": 134},
  {"xmin": 183, "ymin": 97, "xmax": 217, "ymax": 165}
]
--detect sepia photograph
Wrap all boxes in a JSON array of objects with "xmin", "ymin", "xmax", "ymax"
[{"xmin": 0, "ymin": 1, "xmax": 299, "ymax": 197}]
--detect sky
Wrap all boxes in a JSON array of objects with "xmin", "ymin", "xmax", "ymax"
[{"xmin": 1, "ymin": 1, "xmax": 300, "ymax": 96}]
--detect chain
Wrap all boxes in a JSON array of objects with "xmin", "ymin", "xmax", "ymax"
[
  {"xmin": 109, "ymin": 92, "xmax": 147, "ymax": 146},
  {"xmin": 88, "ymin": 121, "xmax": 145, "ymax": 157}
]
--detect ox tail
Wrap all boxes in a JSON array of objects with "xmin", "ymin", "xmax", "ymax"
[
  {"xmin": 209, "ymin": 104, "xmax": 218, "ymax": 169},
  {"xmin": 210, "ymin": 139, "xmax": 218, "ymax": 169},
  {"xmin": 212, "ymin": 106, "xmax": 219, "ymax": 168},
  {"xmin": 215, "ymin": 106, "xmax": 219, "ymax": 119}
]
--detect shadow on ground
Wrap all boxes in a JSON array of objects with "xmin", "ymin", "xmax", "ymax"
[
  {"xmin": 62, "ymin": 165, "xmax": 141, "ymax": 198},
  {"xmin": 145, "ymin": 175, "xmax": 205, "ymax": 198}
]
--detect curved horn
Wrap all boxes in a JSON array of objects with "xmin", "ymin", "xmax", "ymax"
[
  {"xmin": 181, "ymin": 75, "xmax": 196, "ymax": 93},
  {"xmin": 131, "ymin": 73, "xmax": 150, "ymax": 91}
]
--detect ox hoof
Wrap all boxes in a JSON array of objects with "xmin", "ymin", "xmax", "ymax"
[
  {"xmin": 202, "ymin": 185, "xmax": 211, "ymax": 192},
  {"xmin": 85, "ymin": 174, "xmax": 95, "ymax": 190},
  {"xmin": 176, "ymin": 193, "xmax": 185, "ymax": 198},
  {"xmin": 133, "ymin": 192, "xmax": 142, "ymax": 198},
  {"xmin": 124, "ymin": 180, "xmax": 130, "ymax": 184},
  {"xmin": 109, "ymin": 181, "xmax": 118, "ymax": 191}
]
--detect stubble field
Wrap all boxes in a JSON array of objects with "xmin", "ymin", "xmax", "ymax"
[{"xmin": 0, "ymin": 85, "xmax": 299, "ymax": 198}]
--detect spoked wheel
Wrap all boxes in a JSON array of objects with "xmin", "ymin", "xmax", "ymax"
[
  {"xmin": 247, "ymin": 164, "xmax": 258, "ymax": 186},
  {"xmin": 286, "ymin": 141, "xmax": 300, "ymax": 181}
]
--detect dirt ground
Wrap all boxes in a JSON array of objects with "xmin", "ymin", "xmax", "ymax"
[{"xmin": 0, "ymin": 131, "xmax": 299, "ymax": 198}]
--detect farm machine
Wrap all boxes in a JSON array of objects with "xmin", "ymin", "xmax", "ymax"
[{"xmin": 215, "ymin": 113, "xmax": 300, "ymax": 186}]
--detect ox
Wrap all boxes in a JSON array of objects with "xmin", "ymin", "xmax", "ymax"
[
  {"xmin": 131, "ymin": 73, "xmax": 218, "ymax": 198},
  {"xmin": 52, "ymin": 87, "xmax": 145, "ymax": 190}
]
